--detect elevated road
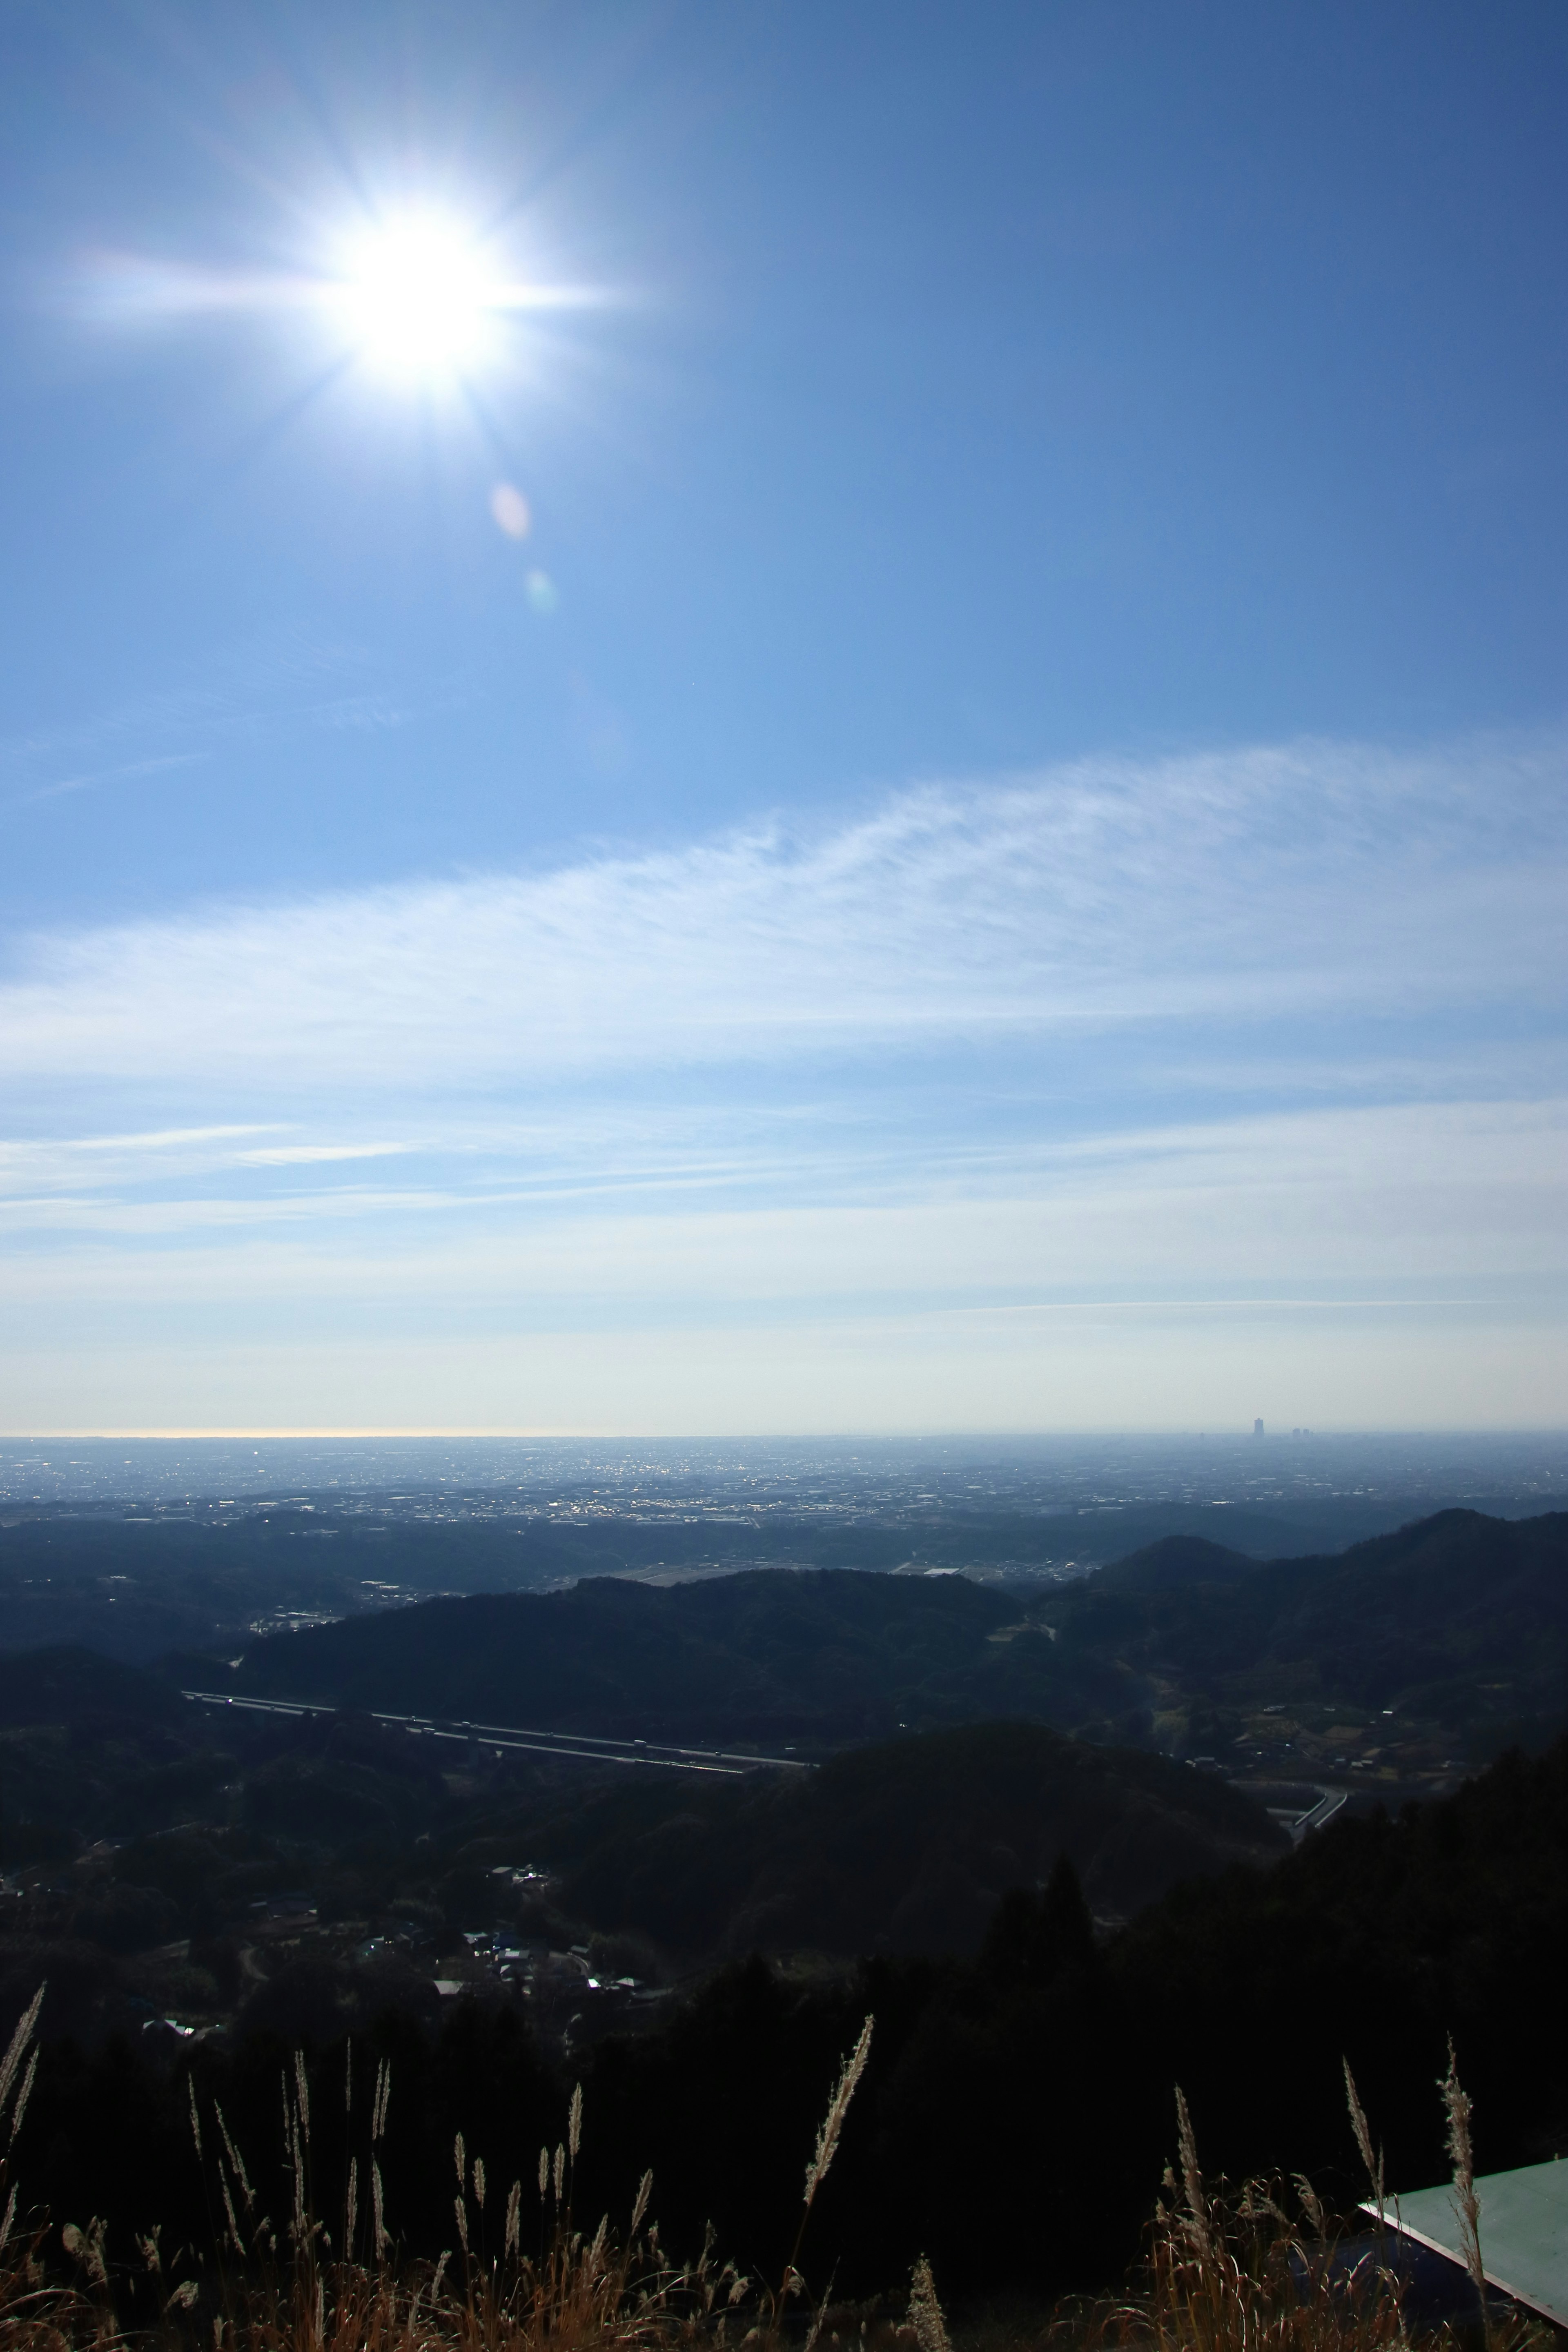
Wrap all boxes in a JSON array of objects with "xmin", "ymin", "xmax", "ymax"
[{"xmin": 181, "ymin": 1689, "xmax": 813, "ymax": 1777}]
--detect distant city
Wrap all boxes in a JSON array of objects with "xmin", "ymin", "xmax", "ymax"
[{"xmin": 2, "ymin": 1429, "xmax": 1564, "ymax": 1559}]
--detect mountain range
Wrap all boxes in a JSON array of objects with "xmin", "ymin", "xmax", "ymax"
[{"xmin": 193, "ymin": 1506, "xmax": 1568, "ymax": 1758}]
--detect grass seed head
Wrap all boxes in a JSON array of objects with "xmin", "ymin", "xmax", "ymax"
[
  {"xmin": 908, "ymin": 2254, "xmax": 952, "ymax": 2352},
  {"xmin": 0, "ymin": 1985, "xmax": 44, "ymax": 2126},
  {"xmin": 1174, "ymin": 2086, "xmax": 1211, "ymax": 2260},
  {"xmin": 804, "ymin": 2016, "xmax": 873, "ymax": 2211},
  {"xmin": 1441, "ymin": 2035, "xmax": 1490, "ymax": 2343}
]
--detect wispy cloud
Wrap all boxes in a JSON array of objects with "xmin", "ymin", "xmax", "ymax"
[
  {"xmin": 13, "ymin": 752, "xmax": 206, "ymax": 809},
  {"xmin": 2, "ymin": 729, "xmax": 1564, "ymax": 1088},
  {"xmin": 0, "ymin": 1096, "xmax": 1561, "ymax": 1301},
  {"xmin": 234, "ymin": 1141, "xmax": 411, "ymax": 1165},
  {"xmin": 3, "ymin": 728, "xmax": 1564, "ymax": 1439},
  {"xmin": 0, "ymin": 630, "xmax": 440, "ymax": 817}
]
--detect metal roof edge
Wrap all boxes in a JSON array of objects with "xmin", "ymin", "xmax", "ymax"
[{"xmin": 1358, "ymin": 2202, "xmax": 1568, "ymax": 2331}]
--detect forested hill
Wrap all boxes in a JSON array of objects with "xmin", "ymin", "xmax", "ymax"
[
  {"xmin": 198, "ymin": 1508, "xmax": 1568, "ymax": 1757},
  {"xmin": 207, "ymin": 1570, "xmax": 1133, "ymax": 1744},
  {"xmin": 454, "ymin": 1718, "xmax": 1287, "ymax": 1953},
  {"xmin": 1046, "ymin": 1506, "xmax": 1568, "ymax": 1748}
]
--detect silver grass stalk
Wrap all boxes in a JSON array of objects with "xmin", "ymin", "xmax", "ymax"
[
  {"xmin": 219, "ymin": 2155, "xmax": 243, "ymax": 2254},
  {"xmin": 294, "ymin": 2049, "xmax": 310, "ymax": 2146},
  {"xmin": 539, "ymin": 2146, "xmax": 550, "ymax": 2201},
  {"xmin": 454, "ymin": 2132, "xmax": 466, "ymax": 2191},
  {"xmin": 283, "ymin": 2079, "xmax": 305, "ymax": 2241},
  {"xmin": 345, "ymin": 2155, "xmax": 358, "ymax": 2261},
  {"xmin": 372, "ymin": 2156, "xmax": 388, "ymax": 2258},
  {"xmin": 631, "ymin": 2168, "xmax": 653, "ymax": 2237},
  {"xmin": 473, "ymin": 2156, "xmax": 486, "ymax": 2210},
  {"xmin": 505, "ymin": 2179, "xmax": 521, "ymax": 2259},
  {"xmin": 804, "ymin": 2016, "xmax": 873, "ymax": 2210},
  {"xmin": 454, "ymin": 2195, "xmax": 469, "ymax": 2259},
  {"xmin": 553, "ymin": 2143, "xmax": 566, "ymax": 2203},
  {"xmin": 1343, "ymin": 2057, "xmax": 1385, "ymax": 2223},
  {"xmin": 908, "ymin": 2255, "xmax": 953, "ymax": 2352},
  {"xmin": 0, "ymin": 2183, "xmax": 18, "ymax": 2252},
  {"xmin": 1174, "ymin": 2086, "xmax": 1211, "ymax": 2259},
  {"xmin": 0, "ymin": 1985, "xmax": 44, "ymax": 2123},
  {"xmin": 568, "ymin": 2082, "xmax": 584, "ymax": 2162},
  {"xmin": 1442, "ymin": 2038, "xmax": 1490, "ymax": 2348},
  {"xmin": 63, "ymin": 2218, "xmax": 108, "ymax": 2287},
  {"xmin": 7, "ymin": 2047, "xmax": 38, "ymax": 2149},
  {"xmin": 216, "ymin": 2104, "xmax": 254, "ymax": 2213},
  {"xmin": 803, "ymin": 2261, "xmax": 840, "ymax": 2352}
]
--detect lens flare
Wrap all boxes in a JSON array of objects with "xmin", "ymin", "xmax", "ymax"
[{"xmin": 490, "ymin": 483, "xmax": 532, "ymax": 538}]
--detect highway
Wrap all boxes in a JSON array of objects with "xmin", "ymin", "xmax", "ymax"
[
  {"xmin": 1296, "ymin": 1783, "xmax": 1350, "ymax": 1835},
  {"xmin": 180, "ymin": 1688, "xmax": 813, "ymax": 1777}
]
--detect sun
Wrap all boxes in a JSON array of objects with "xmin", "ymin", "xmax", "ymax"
[{"xmin": 333, "ymin": 214, "xmax": 499, "ymax": 379}]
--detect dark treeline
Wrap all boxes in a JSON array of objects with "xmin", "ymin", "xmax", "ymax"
[{"xmin": 9, "ymin": 1737, "xmax": 1564, "ymax": 2305}]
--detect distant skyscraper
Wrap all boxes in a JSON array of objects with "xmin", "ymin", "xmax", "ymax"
[{"xmin": 1254, "ymin": 1417, "xmax": 1265, "ymax": 1437}]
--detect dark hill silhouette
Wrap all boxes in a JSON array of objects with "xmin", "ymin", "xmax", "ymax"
[
  {"xmin": 445, "ymin": 1718, "xmax": 1286, "ymax": 1956},
  {"xmin": 0, "ymin": 1646, "xmax": 181, "ymax": 1729},
  {"xmin": 199, "ymin": 1507, "xmax": 1568, "ymax": 1754},
  {"xmin": 209, "ymin": 1568, "xmax": 1134, "ymax": 1742},
  {"xmin": 1094, "ymin": 1535, "xmax": 1257, "ymax": 1591},
  {"xmin": 1053, "ymin": 1507, "xmax": 1568, "ymax": 1740},
  {"xmin": 186, "ymin": 1509, "xmax": 1568, "ymax": 1755}
]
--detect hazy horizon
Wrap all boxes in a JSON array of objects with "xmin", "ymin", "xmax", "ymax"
[{"xmin": 3, "ymin": 1420, "xmax": 1568, "ymax": 1440}]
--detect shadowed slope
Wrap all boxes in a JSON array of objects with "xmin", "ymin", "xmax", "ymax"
[
  {"xmin": 212, "ymin": 1568, "xmax": 1132, "ymax": 1742},
  {"xmin": 442, "ymin": 1717, "xmax": 1288, "ymax": 1955}
]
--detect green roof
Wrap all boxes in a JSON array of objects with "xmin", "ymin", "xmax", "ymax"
[{"xmin": 1365, "ymin": 2158, "xmax": 1568, "ymax": 2328}]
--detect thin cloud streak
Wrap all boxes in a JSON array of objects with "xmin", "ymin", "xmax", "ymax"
[
  {"xmin": 1, "ymin": 1097, "xmax": 1560, "ymax": 1286},
  {"xmin": 0, "ymin": 632, "xmax": 439, "ymax": 817},
  {"xmin": 1, "ymin": 730, "xmax": 1565, "ymax": 1087},
  {"xmin": 14, "ymin": 752, "xmax": 206, "ymax": 809}
]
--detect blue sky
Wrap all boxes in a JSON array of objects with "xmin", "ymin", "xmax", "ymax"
[{"xmin": 1, "ymin": 1, "xmax": 1565, "ymax": 1434}]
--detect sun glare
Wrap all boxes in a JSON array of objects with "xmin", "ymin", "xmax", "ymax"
[{"xmin": 334, "ymin": 216, "xmax": 498, "ymax": 378}]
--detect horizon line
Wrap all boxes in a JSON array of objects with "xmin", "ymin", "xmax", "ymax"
[{"xmin": 3, "ymin": 1424, "xmax": 1567, "ymax": 1443}]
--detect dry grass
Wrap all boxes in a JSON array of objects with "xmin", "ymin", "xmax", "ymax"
[
  {"xmin": 1071, "ymin": 2062, "xmax": 1552, "ymax": 2352},
  {"xmin": 0, "ymin": 1992, "xmax": 1553, "ymax": 2352},
  {"xmin": 0, "ymin": 1994, "xmax": 875, "ymax": 2352}
]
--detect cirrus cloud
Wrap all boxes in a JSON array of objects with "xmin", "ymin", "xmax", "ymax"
[{"xmin": 1, "ymin": 730, "xmax": 1565, "ymax": 1094}]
